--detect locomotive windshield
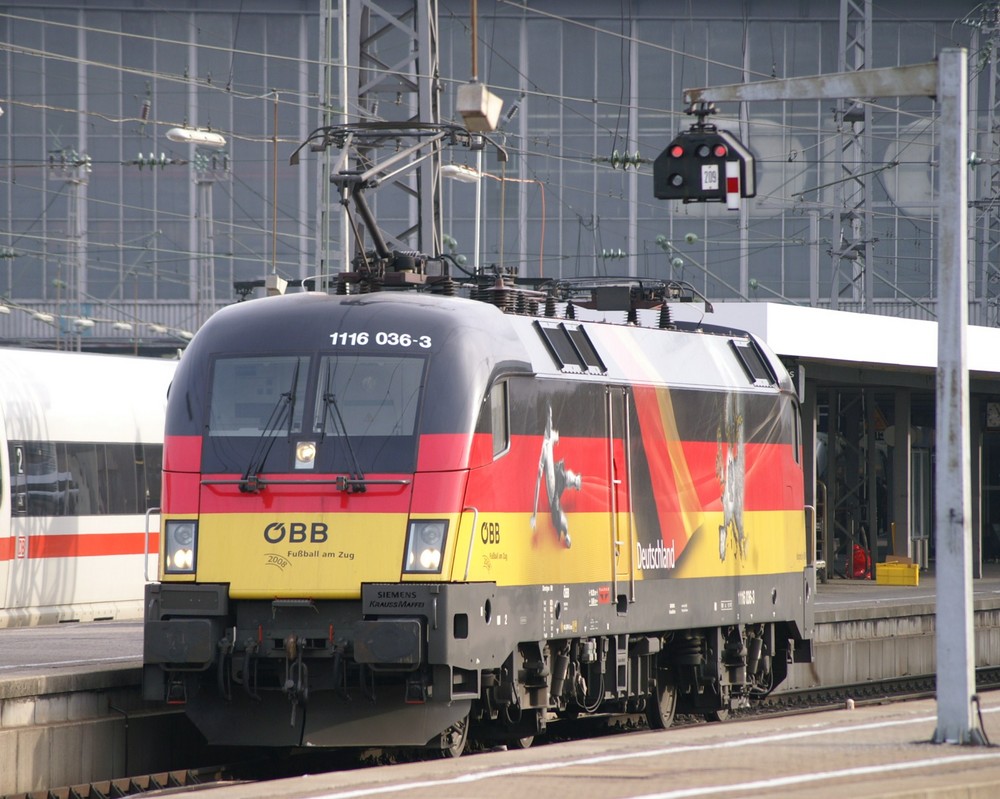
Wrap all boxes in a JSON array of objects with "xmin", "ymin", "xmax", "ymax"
[
  {"xmin": 209, "ymin": 356, "xmax": 308, "ymax": 437},
  {"xmin": 202, "ymin": 351, "xmax": 427, "ymax": 475},
  {"xmin": 314, "ymin": 354, "xmax": 423, "ymax": 438}
]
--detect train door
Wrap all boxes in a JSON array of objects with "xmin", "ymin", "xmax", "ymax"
[
  {"xmin": 6, "ymin": 442, "xmax": 30, "ymax": 611},
  {"xmin": 1, "ymin": 439, "xmax": 31, "ymax": 614},
  {"xmin": 609, "ymin": 386, "xmax": 634, "ymax": 605}
]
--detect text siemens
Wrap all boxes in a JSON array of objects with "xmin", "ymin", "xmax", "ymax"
[{"xmin": 377, "ymin": 590, "xmax": 418, "ymax": 600}]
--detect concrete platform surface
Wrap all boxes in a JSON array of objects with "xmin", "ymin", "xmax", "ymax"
[
  {"xmin": 0, "ymin": 621, "xmax": 142, "ymax": 688},
  {"xmin": 811, "ymin": 562, "xmax": 1000, "ymax": 620},
  {"xmin": 203, "ymin": 691, "xmax": 1000, "ymax": 799}
]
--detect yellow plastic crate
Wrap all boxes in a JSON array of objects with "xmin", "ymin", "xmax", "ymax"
[{"xmin": 876, "ymin": 562, "xmax": 919, "ymax": 586}]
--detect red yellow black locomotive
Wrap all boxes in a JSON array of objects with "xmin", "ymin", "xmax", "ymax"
[{"xmin": 143, "ymin": 272, "xmax": 814, "ymax": 754}]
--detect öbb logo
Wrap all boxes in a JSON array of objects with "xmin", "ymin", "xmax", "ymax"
[{"xmin": 263, "ymin": 521, "xmax": 329, "ymax": 544}]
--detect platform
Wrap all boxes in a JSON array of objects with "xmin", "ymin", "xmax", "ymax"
[
  {"xmin": 3, "ymin": 571, "xmax": 1000, "ymax": 796},
  {"xmin": 174, "ymin": 691, "xmax": 1000, "ymax": 799}
]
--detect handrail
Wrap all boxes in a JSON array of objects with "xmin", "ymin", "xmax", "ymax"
[
  {"xmin": 144, "ymin": 506, "xmax": 160, "ymax": 583},
  {"xmin": 463, "ymin": 506, "xmax": 479, "ymax": 581},
  {"xmin": 622, "ymin": 389, "xmax": 636, "ymax": 603},
  {"xmin": 201, "ymin": 477, "xmax": 411, "ymax": 490},
  {"xmin": 607, "ymin": 389, "xmax": 618, "ymax": 600},
  {"xmin": 804, "ymin": 504, "xmax": 821, "ymax": 568}
]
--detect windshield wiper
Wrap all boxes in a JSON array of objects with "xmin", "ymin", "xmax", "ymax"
[
  {"xmin": 320, "ymin": 371, "xmax": 367, "ymax": 493},
  {"xmin": 239, "ymin": 359, "xmax": 300, "ymax": 493}
]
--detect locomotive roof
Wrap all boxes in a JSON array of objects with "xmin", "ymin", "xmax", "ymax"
[
  {"xmin": 185, "ymin": 292, "xmax": 533, "ymax": 388},
  {"xmin": 184, "ymin": 290, "xmax": 791, "ymax": 396},
  {"xmin": 166, "ymin": 291, "xmax": 794, "ymax": 443}
]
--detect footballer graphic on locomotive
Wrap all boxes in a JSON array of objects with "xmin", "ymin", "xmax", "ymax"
[
  {"xmin": 530, "ymin": 405, "xmax": 581, "ymax": 548},
  {"xmin": 717, "ymin": 392, "xmax": 747, "ymax": 562}
]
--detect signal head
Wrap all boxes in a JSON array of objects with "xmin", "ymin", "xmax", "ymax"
[{"xmin": 654, "ymin": 127, "xmax": 756, "ymax": 204}]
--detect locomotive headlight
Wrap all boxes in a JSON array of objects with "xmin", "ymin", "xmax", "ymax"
[
  {"xmin": 295, "ymin": 440, "xmax": 317, "ymax": 469},
  {"xmin": 403, "ymin": 520, "xmax": 448, "ymax": 574},
  {"xmin": 165, "ymin": 519, "xmax": 198, "ymax": 574}
]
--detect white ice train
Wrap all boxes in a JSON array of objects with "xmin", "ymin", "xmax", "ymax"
[{"xmin": 0, "ymin": 348, "xmax": 176, "ymax": 627}]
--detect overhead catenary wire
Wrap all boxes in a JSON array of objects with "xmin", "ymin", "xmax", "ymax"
[{"xmin": 0, "ymin": 3, "xmax": 988, "ymax": 321}]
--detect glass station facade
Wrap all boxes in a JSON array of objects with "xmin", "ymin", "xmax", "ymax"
[{"xmin": 0, "ymin": 1, "xmax": 993, "ymax": 345}]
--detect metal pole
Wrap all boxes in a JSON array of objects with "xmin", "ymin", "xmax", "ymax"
[
  {"xmin": 682, "ymin": 50, "xmax": 983, "ymax": 746},
  {"xmin": 338, "ymin": 0, "xmax": 349, "ymax": 277},
  {"xmin": 470, "ymin": 0, "xmax": 478, "ymax": 82},
  {"xmin": 474, "ymin": 148, "xmax": 482, "ymax": 270},
  {"xmin": 272, "ymin": 92, "xmax": 279, "ymax": 275},
  {"xmin": 933, "ymin": 47, "xmax": 981, "ymax": 745}
]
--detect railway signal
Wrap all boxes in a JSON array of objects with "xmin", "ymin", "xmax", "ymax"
[{"xmin": 653, "ymin": 118, "xmax": 756, "ymax": 209}]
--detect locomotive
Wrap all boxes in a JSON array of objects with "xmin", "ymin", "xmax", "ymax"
[{"xmin": 143, "ymin": 276, "xmax": 815, "ymax": 754}]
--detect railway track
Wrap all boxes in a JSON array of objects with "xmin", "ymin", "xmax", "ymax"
[
  {"xmin": 0, "ymin": 768, "xmax": 237, "ymax": 799},
  {"xmin": 765, "ymin": 667, "xmax": 1000, "ymax": 714},
  {"xmin": 9, "ymin": 669, "xmax": 1000, "ymax": 799}
]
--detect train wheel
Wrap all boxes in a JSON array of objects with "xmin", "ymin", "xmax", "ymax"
[
  {"xmin": 646, "ymin": 675, "xmax": 677, "ymax": 730},
  {"xmin": 704, "ymin": 708, "xmax": 729, "ymax": 723},
  {"xmin": 439, "ymin": 715, "xmax": 470, "ymax": 758},
  {"xmin": 507, "ymin": 734, "xmax": 534, "ymax": 750}
]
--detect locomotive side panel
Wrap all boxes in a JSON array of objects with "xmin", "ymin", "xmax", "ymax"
[
  {"xmin": 497, "ymin": 316, "xmax": 807, "ymax": 585},
  {"xmin": 459, "ymin": 370, "xmax": 807, "ymax": 628},
  {"xmin": 461, "ymin": 377, "xmax": 804, "ymax": 582},
  {"xmin": 629, "ymin": 385, "xmax": 806, "ymax": 580}
]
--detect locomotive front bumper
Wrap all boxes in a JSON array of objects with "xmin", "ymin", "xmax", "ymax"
[
  {"xmin": 354, "ymin": 618, "xmax": 423, "ymax": 665},
  {"xmin": 143, "ymin": 581, "xmax": 506, "ymax": 665},
  {"xmin": 141, "ymin": 581, "xmax": 510, "ymax": 747},
  {"xmin": 142, "ymin": 583, "xmax": 229, "ymax": 670}
]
